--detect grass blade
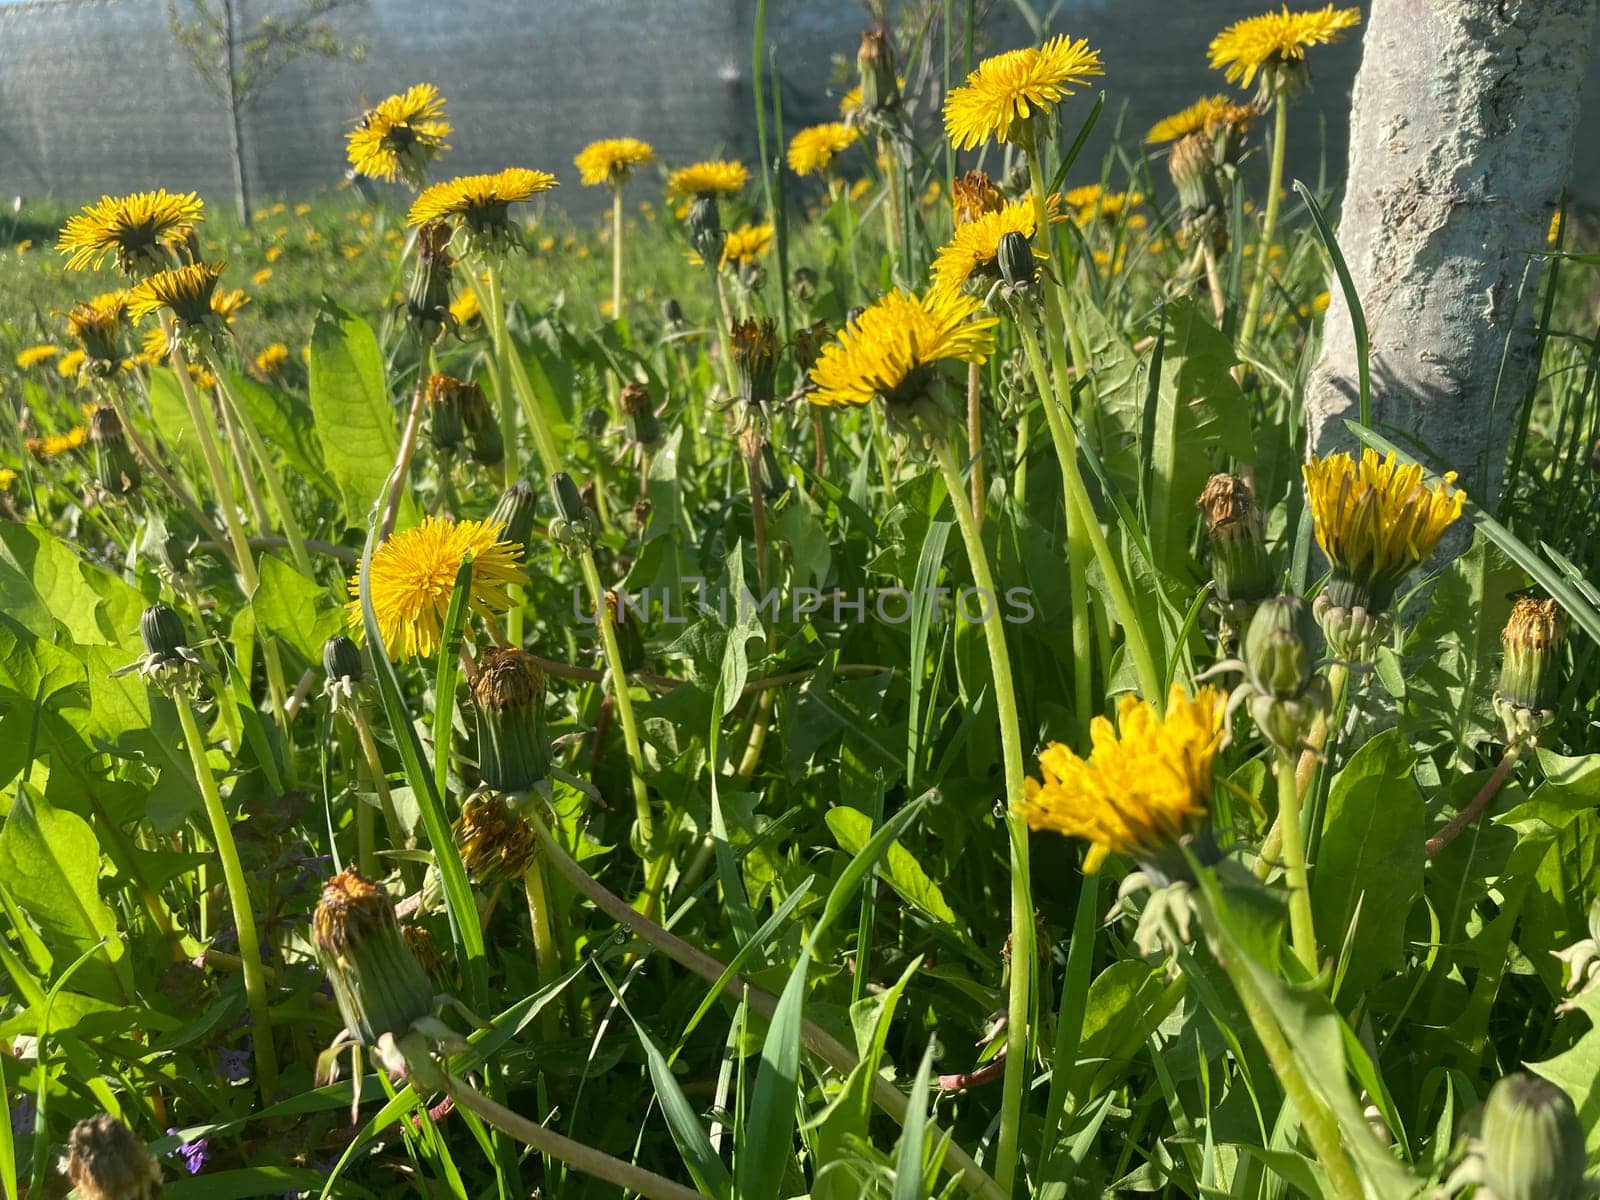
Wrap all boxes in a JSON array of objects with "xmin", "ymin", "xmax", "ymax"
[
  {"xmin": 1295, "ymin": 180, "xmax": 1369, "ymax": 428},
  {"xmin": 892, "ymin": 1038, "xmax": 938, "ymax": 1200}
]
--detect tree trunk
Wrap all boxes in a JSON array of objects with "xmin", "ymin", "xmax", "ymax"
[
  {"xmin": 1305, "ymin": 0, "xmax": 1599, "ymax": 524},
  {"xmin": 220, "ymin": 0, "xmax": 251, "ymax": 225}
]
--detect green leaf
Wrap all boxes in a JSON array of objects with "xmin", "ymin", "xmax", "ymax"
[
  {"xmin": 251, "ymin": 553, "xmax": 341, "ymax": 666},
  {"xmin": 1069, "ymin": 960, "xmax": 1183, "ymax": 1102},
  {"xmin": 825, "ymin": 805, "xmax": 956, "ymax": 927},
  {"xmin": 739, "ymin": 948, "xmax": 810, "ymax": 1200},
  {"xmin": 717, "ymin": 539, "xmax": 766, "ymax": 717},
  {"xmin": 227, "ymin": 370, "xmax": 334, "ymax": 497},
  {"xmin": 1529, "ymin": 986, "xmax": 1600, "ymax": 1158},
  {"xmin": 892, "ymin": 1038, "xmax": 938, "ymax": 1200},
  {"xmin": 308, "ymin": 300, "xmax": 409, "ymax": 530},
  {"xmin": 0, "ymin": 523, "xmax": 143, "ymax": 649},
  {"xmin": 1312, "ymin": 729, "xmax": 1425, "ymax": 1002},
  {"xmin": 0, "ymin": 787, "xmax": 125, "ymax": 997}
]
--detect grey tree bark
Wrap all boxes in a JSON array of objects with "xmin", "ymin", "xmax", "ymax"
[{"xmin": 1306, "ymin": 0, "xmax": 1599, "ymax": 517}]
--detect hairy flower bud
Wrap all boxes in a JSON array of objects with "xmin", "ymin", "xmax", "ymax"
[
  {"xmin": 730, "ymin": 317, "xmax": 779, "ymax": 408},
  {"xmin": 488, "ymin": 481, "xmax": 537, "ymax": 552},
  {"xmin": 856, "ymin": 28, "xmax": 901, "ymax": 118},
  {"xmin": 63, "ymin": 1113, "xmax": 161, "ymax": 1200},
  {"xmin": 1494, "ymin": 597, "xmax": 1567, "ymax": 744},
  {"xmin": 619, "ymin": 381, "xmax": 660, "ymax": 448},
  {"xmin": 313, "ymin": 869, "xmax": 436, "ymax": 1047},
  {"xmin": 424, "ymin": 372, "xmax": 467, "ymax": 452},
  {"xmin": 792, "ymin": 319, "xmax": 830, "ymax": 377},
  {"xmin": 662, "ymin": 297, "xmax": 686, "ymax": 330},
  {"xmin": 1480, "ymin": 1073, "xmax": 1587, "ymax": 1200},
  {"xmin": 1198, "ymin": 473, "xmax": 1272, "ymax": 607},
  {"xmin": 406, "ymin": 221, "xmax": 455, "ymax": 347},
  {"xmin": 471, "ymin": 647, "xmax": 551, "ymax": 792},
  {"xmin": 1242, "ymin": 595, "xmax": 1327, "ymax": 755},
  {"xmin": 997, "ymin": 230, "xmax": 1038, "ymax": 292},
  {"xmin": 140, "ymin": 603, "xmax": 188, "ymax": 660},
  {"xmin": 454, "ymin": 790, "xmax": 537, "ymax": 887},
  {"xmin": 323, "ymin": 634, "xmax": 364, "ymax": 684},
  {"xmin": 791, "ymin": 265, "xmax": 818, "ymax": 305},
  {"xmin": 688, "ymin": 196, "xmax": 726, "ymax": 267},
  {"xmin": 90, "ymin": 404, "xmax": 141, "ymax": 497}
]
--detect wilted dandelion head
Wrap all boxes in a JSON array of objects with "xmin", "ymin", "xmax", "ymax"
[
  {"xmin": 808, "ymin": 288, "xmax": 998, "ymax": 410},
  {"xmin": 1302, "ymin": 448, "xmax": 1465, "ymax": 612},
  {"xmin": 929, "ymin": 195, "xmax": 1058, "ymax": 299},
  {"xmin": 347, "ymin": 83, "xmax": 452, "ymax": 186},
  {"xmin": 575, "ymin": 137, "xmax": 656, "ymax": 188},
  {"xmin": 1209, "ymin": 6, "xmax": 1359, "ymax": 98},
  {"xmin": 786, "ymin": 123, "xmax": 860, "ymax": 177},
  {"xmin": 57, "ymin": 189, "xmax": 204, "ymax": 275},
  {"xmin": 666, "ymin": 160, "xmax": 749, "ymax": 201},
  {"xmin": 347, "ymin": 515, "xmax": 526, "ymax": 660},
  {"xmin": 951, "ymin": 170, "xmax": 1005, "ymax": 226},
  {"xmin": 1019, "ymin": 685, "xmax": 1226, "ymax": 873},
  {"xmin": 125, "ymin": 261, "xmax": 226, "ymax": 328},
  {"xmin": 943, "ymin": 34, "xmax": 1103, "ymax": 151}
]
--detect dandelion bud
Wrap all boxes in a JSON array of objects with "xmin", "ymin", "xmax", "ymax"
[
  {"xmin": 63, "ymin": 1113, "xmax": 161, "ymax": 1200},
  {"xmin": 1494, "ymin": 597, "xmax": 1567, "ymax": 744},
  {"xmin": 1244, "ymin": 595, "xmax": 1317, "ymax": 700},
  {"xmin": 460, "ymin": 387, "xmax": 502, "ymax": 468},
  {"xmin": 619, "ymin": 381, "xmax": 660, "ymax": 448},
  {"xmin": 67, "ymin": 295, "xmax": 128, "ymax": 369},
  {"xmin": 1198, "ymin": 473, "xmax": 1272, "ymax": 608},
  {"xmin": 1480, "ymin": 1073, "xmax": 1587, "ymax": 1200},
  {"xmin": 1004, "ymin": 161, "xmax": 1031, "ymax": 199},
  {"xmin": 453, "ymin": 791, "xmax": 537, "ymax": 887},
  {"xmin": 406, "ymin": 221, "xmax": 455, "ymax": 347},
  {"xmin": 856, "ymin": 28, "xmax": 901, "ymax": 118},
  {"xmin": 792, "ymin": 319, "xmax": 830, "ymax": 376},
  {"xmin": 580, "ymin": 406, "xmax": 610, "ymax": 440},
  {"xmin": 322, "ymin": 634, "xmax": 364, "ymax": 685},
  {"xmin": 488, "ymin": 481, "xmax": 537, "ymax": 552},
  {"xmin": 738, "ymin": 258, "xmax": 767, "ymax": 294},
  {"xmin": 997, "ymin": 230, "xmax": 1038, "ymax": 291},
  {"xmin": 312, "ymin": 869, "xmax": 436, "ymax": 1046},
  {"xmin": 140, "ymin": 603, "xmax": 189, "ymax": 660},
  {"xmin": 471, "ymin": 647, "xmax": 552, "ymax": 792},
  {"xmin": 424, "ymin": 372, "xmax": 467, "ymax": 452},
  {"xmin": 791, "ymin": 266, "xmax": 818, "ymax": 305},
  {"xmin": 550, "ymin": 471, "xmax": 588, "ymax": 527},
  {"xmin": 730, "ymin": 317, "xmax": 779, "ymax": 407},
  {"xmin": 90, "ymin": 404, "xmax": 141, "ymax": 497},
  {"xmin": 662, "ymin": 297, "xmax": 686, "ymax": 330},
  {"xmin": 688, "ymin": 196, "xmax": 726, "ymax": 267}
]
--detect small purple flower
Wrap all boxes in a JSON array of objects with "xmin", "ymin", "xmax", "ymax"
[
  {"xmin": 9, "ymin": 1094, "xmax": 36, "ymax": 1140},
  {"xmin": 219, "ymin": 1047, "xmax": 251, "ymax": 1082},
  {"xmin": 167, "ymin": 1127, "xmax": 211, "ymax": 1175}
]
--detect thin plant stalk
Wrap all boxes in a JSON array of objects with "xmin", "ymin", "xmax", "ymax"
[
  {"xmin": 482, "ymin": 262, "xmax": 563, "ymax": 480},
  {"xmin": 930, "ymin": 435, "xmax": 1032, "ymax": 1198},
  {"xmin": 610, "ymin": 183, "xmax": 626, "ymax": 322},
  {"xmin": 1237, "ymin": 95, "xmax": 1289, "ymax": 355},
  {"xmin": 966, "ymin": 361, "xmax": 985, "ymax": 526},
  {"xmin": 1425, "ymin": 744, "xmax": 1525, "ymax": 858},
  {"xmin": 212, "ymin": 370, "xmax": 273, "ymax": 534},
  {"xmin": 350, "ymin": 707, "xmax": 410, "ymax": 878},
  {"xmin": 174, "ymin": 691, "xmax": 278, "ymax": 1101},
  {"xmin": 710, "ymin": 268, "xmax": 739, "ymax": 395},
  {"xmin": 101, "ymin": 385, "xmax": 229, "ymax": 551},
  {"xmin": 1274, "ymin": 748, "xmax": 1319, "ymax": 974},
  {"xmin": 169, "ymin": 338, "xmax": 256, "ymax": 582},
  {"xmin": 382, "ymin": 366, "xmax": 430, "ymax": 543},
  {"xmin": 1255, "ymin": 661, "xmax": 1349, "ymax": 881},
  {"xmin": 522, "ymin": 861, "xmax": 563, "ymax": 1039}
]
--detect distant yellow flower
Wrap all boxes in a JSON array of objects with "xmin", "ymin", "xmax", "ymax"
[
  {"xmin": 1303, "ymin": 449, "xmax": 1465, "ymax": 612},
  {"xmin": 56, "ymin": 189, "xmax": 205, "ymax": 274},
  {"xmin": 342, "ymin": 245, "xmax": 364, "ymax": 260},
  {"xmin": 1019, "ymin": 684, "xmax": 1226, "ymax": 873},
  {"xmin": 211, "ymin": 287, "xmax": 250, "ymax": 323},
  {"xmin": 56, "ymin": 349, "xmax": 86, "ymax": 379},
  {"xmin": 251, "ymin": 267, "xmax": 273, "ymax": 286},
  {"xmin": 944, "ymin": 34, "xmax": 1103, "ymax": 150},
  {"xmin": 786, "ymin": 123, "xmax": 860, "ymax": 176},
  {"xmin": 1548, "ymin": 211, "xmax": 1564, "ymax": 246},
  {"xmin": 30, "ymin": 426, "xmax": 89, "ymax": 458},
  {"xmin": 666, "ymin": 160, "xmax": 749, "ymax": 200},
  {"xmin": 256, "ymin": 342, "xmax": 289, "ymax": 374},
  {"xmin": 14, "ymin": 240, "xmax": 30, "ymax": 253},
  {"xmin": 450, "ymin": 287, "xmax": 480, "ymax": 325},
  {"xmin": 265, "ymin": 245, "xmax": 283, "ymax": 263},
  {"xmin": 718, "ymin": 222, "xmax": 773, "ymax": 268},
  {"xmin": 348, "ymin": 516, "xmax": 527, "ymax": 659},
  {"xmin": 125, "ymin": 261, "xmax": 226, "ymax": 326},
  {"xmin": 295, "ymin": 203, "xmax": 312, "ymax": 217},
  {"xmin": 575, "ymin": 137, "xmax": 656, "ymax": 187},
  {"xmin": 138, "ymin": 326, "xmax": 172, "ymax": 364},
  {"xmin": 809, "ymin": 288, "xmax": 998, "ymax": 410},
  {"xmin": 347, "ymin": 83, "xmax": 452, "ymax": 186},
  {"xmin": 838, "ymin": 77, "xmax": 905, "ymax": 119},
  {"xmin": 928, "ymin": 196, "xmax": 1059, "ymax": 298},
  {"xmin": 15, "ymin": 344, "xmax": 62, "ymax": 369},
  {"xmin": 1312, "ymin": 290, "xmax": 1331, "ymax": 313},
  {"xmin": 1146, "ymin": 94, "xmax": 1257, "ymax": 144},
  {"xmin": 0, "ymin": 468, "xmax": 15, "ymax": 491},
  {"xmin": 1068, "ymin": 187, "xmax": 1144, "ymax": 227},
  {"xmin": 1209, "ymin": 6, "xmax": 1360, "ymax": 94},
  {"xmin": 408, "ymin": 168, "xmax": 557, "ymax": 250}
]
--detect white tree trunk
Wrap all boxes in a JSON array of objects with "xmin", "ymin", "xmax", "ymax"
[{"xmin": 1306, "ymin": 0, "xmax": 1599, "ymax": 518}]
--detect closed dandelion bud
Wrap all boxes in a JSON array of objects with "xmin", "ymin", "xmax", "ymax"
[
  {"xmin": 312, "ymin": 869, "xmax": 436, "ymax": 1046},
  {"xmin": 551, "ymin": 471, "xmax": 588, "ymax": 527},
  {"xmin": 1245, "ymin": 596, "xmax": 1317, "ymax": 700},
  {"xmin": 323, "ymin": 634, "xmax": 365, "ymax": 685},
  {"xmin": 856, "ymin": 28, "xmax": 901, "ymax": 118},
  {"xmin": 662, "ymin": 297, "xmax": 686, "ymax": 330},
  {"xmin": 141, "ymin": 603, "xmax": 189, "ymax": 660},
  {"xmin": 738, "ymin": 258, "xmax": 767, "ymax": 294},
  {"xmin": 581, "ymin": 405, "xmax": 610, "ymax": 440},
  {"xmin": 400, "ymin": 920, "xmax": 443, "ymax": 981},
  {"xmin": 791, "ymin": 266, "xmax": 818, "ymax": 305},
  {"xmin": 619, "ymin": 381, "xmax": 660, "ymax": 448},
  {"xmin": 67, "ymin": 295, "xmax": 128, "ymax": 370},
  {"xmin": 1198, "ymin": 473, "xmax": 1272, "ymax": 606},
  {"xmin": 997, "ymin": 230, "xmax": 1038, "ymax": 291},
  {"xmin": 1494, "ymin": 597, "xmax": 1567, "ymax": 744},
  {"xmin": 453, "ymin": 791, "xmax": 537, "ymax": 887},
  {"xmin": 459, "ymin": 381, "xmax": 502, "ymax": 467},
  {"xmin": 406, "ymin": 221, "xmax": 455, "ymax": 347},
  {"xmin": 1480, "ymin": 1073, "xmax": 1587, "ymax": 1200},
  {"xmin": 731, "ymin": 317, "xmax": 779, "ymax": 407},
  {"xmin": 471, "ymin": 647, "xmax": 551, "ymax": 792},
  {"xmin": 63, "ymin": 1113, "xmax": 161, "ymax": 1200},
  {"xmin": 424, "ymin": 372, "xmax": 467, "ymax": 452},
  {"xmin": 688, "ymin": 195, "xmax": 726, "ymax": 267},
  {"xmin": 488, "ymin": 481, "xmax": 537, "ymax": 552},
  {"xmin": 90, "ymin": 404, "xmax": 141, "ymax": 497}
]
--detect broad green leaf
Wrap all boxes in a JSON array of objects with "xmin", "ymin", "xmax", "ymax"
[
  {"xmin": 739, "ymin": 948, "xmax": 810, "ymax": 1200},
  {"xmin": 0, "ymin": 523, "xmax": 143, "ymax": 648},
  {"xmin": 1530, "ymin": 986, "xmax": 1600, "ymax": 1157},
  {"xmin": 1313, "ymin": 729, "xmax": 1425, "ymax": 1002},
  {"xmin": 1069, "ymin": 959, "xmax": 1183, "ymax": 1102},
  {"xmin": 717, "ymin": 539, "xmax": 766, "ymax": 717},
  {"xmin": 251, "ymin": 553, "xmax": 342, "ymax": 666},
  {"xmin": 227, "ymin": 369, "xmax": 334, "ymax": 496},
  {"xmin": 826, "ymin": 805, "xmax": 957, "ymax": 927},
  {"xmin": 308, "ymin": 300, "xmax": 409, "ymax": 530}
]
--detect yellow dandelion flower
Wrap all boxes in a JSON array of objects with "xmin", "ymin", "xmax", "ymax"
[
  {"xmin": 15, "ymin": 344, "xmax": 62, "ymax": 369},
  {"xmin": 14, "ymin": 240, "xmax": 30, "ymax": 253},
  {"xmin": 342, "ymin": 244, "xmax": 364, "ymax": 260},
  {"xmin": 211, "ymin": 287, "xmax": 250, "ymax": 323},
  {"xmin": 255, "ymin": 342, "xmax": 290, "ymax": 374},
  {"xmin": 1070, "ymin": 188, "xmax": 1144, "ymax": 226},
  {"xmin": 187, "ymin": 363, "xmax": 217, "ymax": 391},
  {"xmin": 0, "ymin": 468, "xmax": 15, "ymax": 491},
  {"xmin": 450, "ymin": 287, "xmax": 480, "ymax": 325},
  {"xmin": 35, "ymin": 426, "xmax": 89, "ymax": 458},
  {"xmin": 66, "ymin": 293, "xmax": 127, "ymax": 364},
  {"xmin": 137, "ymin": 325, "xmax": 172, "ymax": 364},
  {"xmin": 347, "ymin": 83, "xmax": 452, "ymax": 186},
  {"xmin": 1548, "ymin": 211, "xmax": 1564, "ymax": 246},
  {"xmin": 1019, "ymin": 685, "xmax": 1225, "ymax": 873},
  {"xmin": 1146, "ymin": 94, "xmax": 1258, "ymax": 144},
  {"xmin": 1312, "ymin": 290, "xmax": 1331, "ymax": 314},
  {"xmin": 295, "ymin": 203, "xmax": 312, "ymax": 217},
  {"xmin": 1209, "ymin": 6, "xmax": 1360, "ymax": 92},
  {"xmin": 575, "ymin": 137, "xmax": 657, "ymax": 187},
  {"xmin": 348, "ymin": 516, "xmax": 527, "ymax": 659},
  {"xmin": 718, "ymin": 222, "xmax": 773, "ymax": 268},
  {"xmin": 56, "ymin": 189, "xmax": 205, "ymax": 274},
  {"xmin": 56, "ymin": 349, "xmax": 86, "ymax": 379},
  {"xmin": 809, "ymin": 288, "xmax": 999, "ymax": 410},
  {"xmin": 1303, "ymin": 448, "xmax": 1466, "ymax": 612},
  {"xmin": 928, "ymin": 196, "xmax": 1060, "ymax": 298},
  {"xmin": 408, "ymin": 168, "xmax": 557, "ymax": 250},
  {"xmin": 838, "ymin": 77, "xmax": 906, "ymax": 119},
  {"xmin": 251, "ymin": 267, "xmax": 273, "ymax": 286},
  {"xmin": 265, "ymin": 245, "xmax": 283, "ymax": 263},
  {"xmin": 666, "ymin": 160, "xmax": 750, "ymax": 200},
  {"xmin": 786, "ymin": 123, "xmax": 861, "ymax": 176},
  {"xmin": 944, "ymin": 34, "xmax": 1104, "ymax": 151},
  {"xmin": 126, "ymin": 261, "xmax": 226, "ymax": 326}
]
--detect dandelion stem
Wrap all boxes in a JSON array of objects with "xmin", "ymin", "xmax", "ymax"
[
  {"xmin": 382, "ymin": 366, "xmax": 429, "ymax": 543},
  {"xmin": 931, "ymin": 435, "xmax": 1033, "ymax": 1199},
  {"xmin": 174, "ymin": 690, "xmax": 278, "ymax": 1102},
  {"xmin": 169, "ymin": 338, "xmax": 255, "ymax": 587},
  {"xmin": 710, "ymin": 268, "xmax": 739, "ymax": 396},
  {"xmin": 966, "ymin": 360, "xmax": 985, "ymax": 527},
  {"xmin": 1425, "ymin": 744, "xmax": 1524, "ymax": 859},
  {"xmin": 610, "ymin": 183, "xmax": 625, "ymax": 323},
  {"xmin": 522, "ymin": 862, "xmax": 563, "ymax": 1040},
  {"xmin": 1238, "ymin": 95, "xmax": 1289, "ymax": 355},
  {"xmin": 484, "ymin": 262, "xmax": 564, "ymax": 480},
  {"xmin": 1275, "ymin": 748, "xmax": 1320, "ymax": 974},
  {"xmin": 102, "ymin": 384, "xmax": 229, "ymax": 552}
]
